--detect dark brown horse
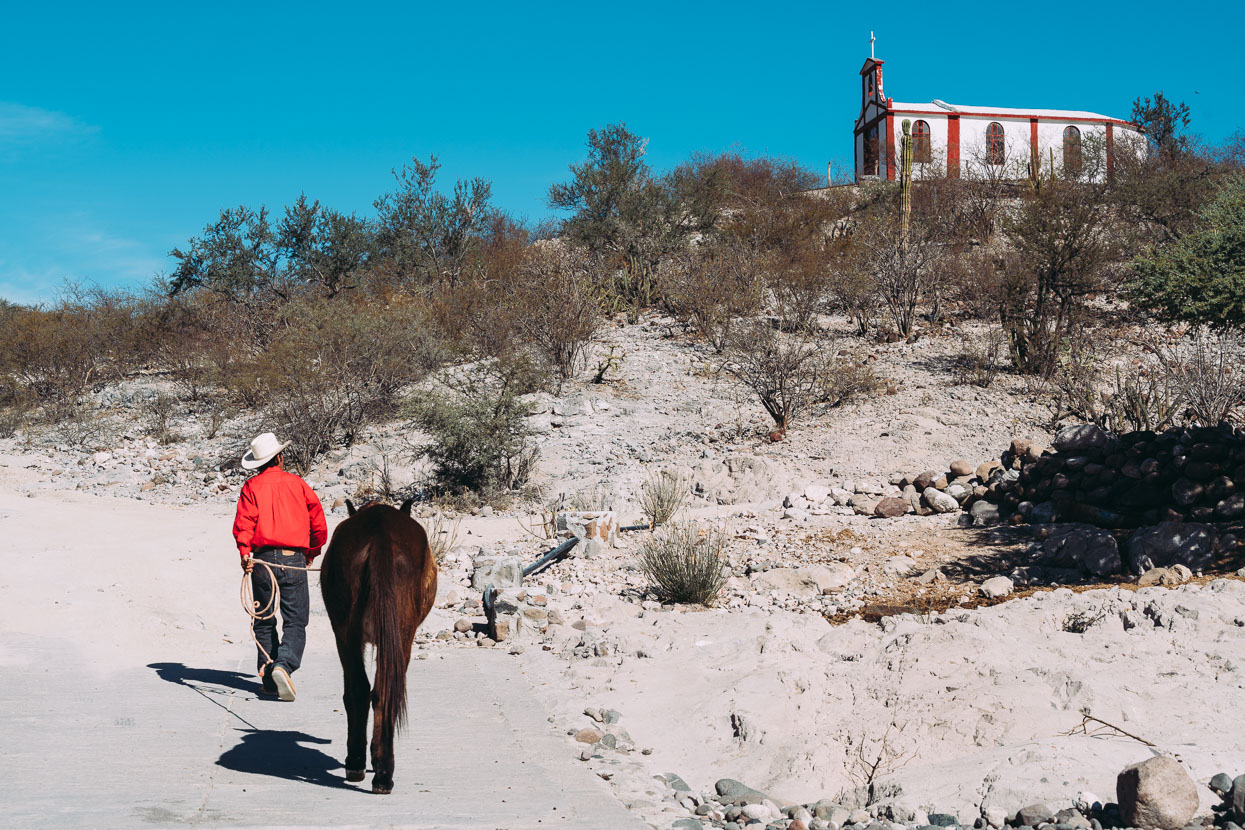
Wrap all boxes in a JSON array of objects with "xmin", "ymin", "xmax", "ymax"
[{"xmin": 320, "ymin": 498, "xmax": 437, "ymax": 794}]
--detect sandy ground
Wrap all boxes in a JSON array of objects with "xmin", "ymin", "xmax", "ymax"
[{"xmin": 0, "ymin": 464, "xmax": 644, "ymax": 829}]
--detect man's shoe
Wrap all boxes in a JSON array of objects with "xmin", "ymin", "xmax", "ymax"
[
  {"xmin": 271, "ymin": 665, "xmax": 296, "ymax": 701},
  {"xmin": 260, "ymin": 674, "xmax": 279, "ymax": 696}
]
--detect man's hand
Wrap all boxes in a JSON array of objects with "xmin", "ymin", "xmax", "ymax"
[{"xmin": 241, "ymin": 555, "xmax": 254, "ymax": 574}]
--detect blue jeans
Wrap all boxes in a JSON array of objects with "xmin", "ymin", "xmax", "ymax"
[{"xmin": 250, "ymin": 548, "xmax": 309, "ymax": 676}]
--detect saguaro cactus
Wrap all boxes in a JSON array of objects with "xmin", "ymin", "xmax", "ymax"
[{"xmin": 900, "ymin": 119, "xmax": 913, "ymax": 240}]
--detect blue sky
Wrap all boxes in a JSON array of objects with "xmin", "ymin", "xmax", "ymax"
[{"xmin": 2, "ymin": 1, "xmax": 1242, "ymax": 305}]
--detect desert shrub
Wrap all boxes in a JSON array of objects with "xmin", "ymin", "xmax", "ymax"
[
  {"xmin": 952, "ymin": 327, "xmax": 1007, "ymax": 388},
  {"xmin": 1169, "ymin": 330, "xmax": 1245, "ymax": 425},
  {"xmin": 513, "ymin": 244, "xmax": 600, "ymax": 384},
  {"xmin": 421, "ymin": 511, "xmax": 461, "ymax": 565},
  {"xmin": 640, "ymin": 470, "xmax": 691, "ymax": 527},
  {"xmin": 724, "ymin": 323, "xmax": 874, "ymax": 429},
  {"xmin": 227, "ymin": 298, "xmax": 442, "ymax": 471},
  {"xmin": 143, "ymin": 392, "xmax": 183, "ymax": 444},
  {"xmin": 570, "ymin": 484, "xmax": 614, "ymax": 511},
  {"xmin": 54, "ymin": 407, "xmax": 114, "ymax": 449},
  {"xmin": 1000, "ymin": 180, "xmax": 1122, "ymax": 376},
  {"xmin": 825, "ymin": 238, "xmax": 878, "ymax": 336},
  {"xmin": 1051, "ymin": 337, "xmax": 1184, "ymax": 432},
  {"xmin": 767, "ymin": 250, "xmax": 830, "ymax": 334},
  {"xmin": 408, "ymin": 364, "xmax": 538, "ymax": 497},
  {"xmin": 639, "ymin": 523, "xmax": 728, "ymax": 606},
  {"xmin": 0, "ymin": 300, "xmax": 124, "ymax": 419},
  {"xmin": 663, "ymin": 246, "xmax": 765, "ymax": 351}
]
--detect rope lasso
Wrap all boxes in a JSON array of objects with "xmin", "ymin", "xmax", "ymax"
[{"xmin": 240, "ymin": 558, "xmax": 320, "ymax": 670}]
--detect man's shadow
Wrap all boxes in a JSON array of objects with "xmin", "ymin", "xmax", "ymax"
[
  {"xmin": 148, "ymin": 662, "xmax": 261, "ymax": 695},
  {"xmin": 217, "ymin": 729, "xmax": 353, "ymax": 790}
]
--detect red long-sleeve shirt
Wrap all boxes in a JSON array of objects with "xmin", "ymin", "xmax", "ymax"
[{"xmin": 232, "ymin": 467, "xmax": 328, "ymax": 561}]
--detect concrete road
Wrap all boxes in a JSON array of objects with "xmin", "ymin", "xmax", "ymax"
[{"xmin": 0, "ymin": 484, "xmax": 646, "ymax": 829}]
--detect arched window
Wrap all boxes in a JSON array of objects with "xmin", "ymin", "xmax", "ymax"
[
  {"xmin": 912, "ymin": 120, "xmax": 931, "ymax": 163},
  {"xmin": 985, "ymin": 122, "xmax": 1005, "ymax": 165},
  {"xmin": 1063, "ymin": 125, "xmax": 1082, "ymax": 176}
]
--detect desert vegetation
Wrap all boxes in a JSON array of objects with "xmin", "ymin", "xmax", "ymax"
[{"xmin": 1, "ymin": 93, "xmax": 1242, "ymax": 503}]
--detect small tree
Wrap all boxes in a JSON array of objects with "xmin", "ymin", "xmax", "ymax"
[
  {"xmin": 374, "ymin": 155, "xmax": 493, "ymax": 288},
  {"xmin": 1131, "ymin": 92, "xmax": 1191, "ymax": 160},
  {"xmin": 1000, "ymin": 178, "xmax": 1122, "ymax": 375}
]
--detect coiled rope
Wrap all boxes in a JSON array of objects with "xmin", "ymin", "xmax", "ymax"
[{"xmin": 241, "ymin": 558, "xmax": 320, "ymax": 669}]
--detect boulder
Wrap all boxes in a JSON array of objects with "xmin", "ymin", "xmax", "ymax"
[
  {"xmin": 883, "ymin": 556, "xmax": 920, "ymax": 577},
  {"xmin": 970, "ymin": 500, "xmax": 1001, "ymax": 526},
  {"xmin": 715, "ymin": 778, "xmax": 772, "ymax": 806},
  {"xmin": 923, "ymin": 487, "xmax": 960, "ymax": 514},
  {"xmin": 949, "ymin": 459, "xmax": 974, "ymax": 477},
  {"xmin": 978, "ymin": 576, "xmax": 1014, "ymax": 599},
  {"xmin": 751, "ymin": 568, "xmax": 820, "ymax": 598},
  {"xmin": 1015, "ymin": 804, "xmax": 1054, "ymax": 826},
  {"xmin": 874, "ymin": 497, "xmax": 909, "ymax": 518},
  {"xmin": 556, "ymin": 511, "xmax": 618, "ymax": 547},
  {"xmin": 804, "ymin": 484, "xmax": 832, "ymax": 504},
  {"xmin": 1229, "ymin": 773, "xmax": 1245, "ymax": 823},
  {"xmin": 1116, "ymin": 755, "xmax": 1198, "ymax": 830},
  {"xmin": 802, "ymin": 562, "xmax": 855, "ymax": 592},
  {"xmin": 1218, "ymin": 493, "xmax": 1245, "ymax": 520},
  {"xmin": 1054, "ymin": 424, "xmax": 1113, "ymax": 454},
  {"xmin": 1126, "ymin": 522, "xmax": 1216, "ymax": 574},
  {"xmin": 470, "ymin": 554, "xmax": 523, "ymax": 590},
  {"xmin": 1040, "ymin": 524, "xmax": 1122, "ymax": 576},
  {"xmin": 976, "ymin": 460, "xmax": 1002, "ymax": 481}
]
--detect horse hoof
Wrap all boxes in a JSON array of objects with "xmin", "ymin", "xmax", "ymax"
[
  {"xmin": 346, "ymin": 769, "xmax": 365, "ymax": 783},
  {"xmin": 372, "ymin": 782, "xmax": 393, "ymax": 795}
]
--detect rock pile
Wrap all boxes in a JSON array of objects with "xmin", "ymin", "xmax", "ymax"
[{"xmin": 969, "ymin": 425, "xmax": 1245, "ymax": 531}]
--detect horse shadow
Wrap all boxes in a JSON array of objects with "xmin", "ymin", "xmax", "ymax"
[{"xmin": 217, "ymin": 729, "xmax": 353, "ymax": 790}]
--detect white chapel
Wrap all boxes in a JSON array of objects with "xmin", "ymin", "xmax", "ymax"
[{"xmin": 853, "ymin": 40, "xmax": 1142, "ymax": 183}]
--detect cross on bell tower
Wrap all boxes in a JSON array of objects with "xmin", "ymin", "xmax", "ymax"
[{"xmin": 870, "ymin": 31, "xmax": 875, "ymax": 59}]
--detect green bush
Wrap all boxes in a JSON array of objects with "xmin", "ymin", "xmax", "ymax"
[
  {"xmin": 1131, "ymin": 174, "xmax": 1245, "ymax": 331},
  {"xmin": 408, "ymin": 364, "xmax": 538, "ymax": 497}
]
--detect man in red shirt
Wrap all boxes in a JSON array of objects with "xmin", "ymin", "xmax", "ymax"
[{"xmin": 233, "ymin": 432, "xmax": 328, "ymax": 702}]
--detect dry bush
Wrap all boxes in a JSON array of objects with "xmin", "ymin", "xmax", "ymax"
[
  {"xmin": 1051, "ymin": 336, "xmax": 1183, "ymax": 432},
  {"xmin": 422, "ymin": 511, "xmax": 461, "ymax": 565},
  {"xmin": 725, "ymin": 322, "xmax": 875, "ymax": 429},
  {"xmin": 227, "ymin": 298, "xmax": 441, "ymax": 471},
  {"xmin": 767, "ymin": 249, "xmax": 830, "ymax": 334},
  {"xmin": 513, "ymin": 244, "xmax": 600, "ymax": 384},
  {"xmin": 952, "ymin": 327, "xmax": 1007, "ymax": 388},
  {"xmin": 143, "ymin": 392, "xmax": 183, "ymax": 444},
  {"xmin": 663, "ymin": 246, "xmax": 765, "ymax": 351},
  {"xmin": 639, "ymin": 523, "xmax": 728, "ymax": 606},
  {"xmin": 640, "ymin": 470, "xmax": 691, "ymax": 527},
  {"xmin": 570, "ymin": 484, "xmax": 614, "ymax": 511},
  {"xmin": 1165, "ymin": 330, "xmax": 1245, "ymax": 425},
  {"xmin": 0, "ymin": 302, "xmax": 120, "ymax": 420}
]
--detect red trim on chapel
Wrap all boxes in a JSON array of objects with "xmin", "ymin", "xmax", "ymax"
[{"xmin": 947, "ymin": 115, "xmax": 960, "ymax": 178}]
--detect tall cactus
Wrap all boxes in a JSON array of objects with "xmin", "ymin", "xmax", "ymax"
[{"xmin": 900, "ymin": 119, "xmax": 913, "ymax": 241}]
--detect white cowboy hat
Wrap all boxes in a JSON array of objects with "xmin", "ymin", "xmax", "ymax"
[{"xmin": 241, "ymin": 432, "xmax": 291, "ymax": 470}]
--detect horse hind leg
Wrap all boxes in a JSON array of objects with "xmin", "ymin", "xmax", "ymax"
[
  {"xmin": 336, "ymin": 637, "xmax": 369, "ymax": 783},
  {"xmin": 369, "ymin": 687, "xmax": 396, "ymax": 794}
]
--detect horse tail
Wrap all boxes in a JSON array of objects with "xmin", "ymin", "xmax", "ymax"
[{"xmin": 370, "ymin": 526, "xmax": 408, "ymax": 730}]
